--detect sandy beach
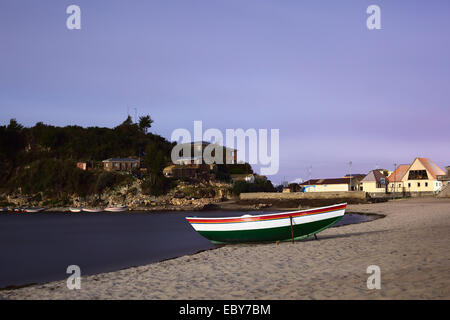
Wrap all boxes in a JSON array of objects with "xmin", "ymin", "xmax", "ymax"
[{"xmin": 1, "ymin": 197, "xmax": 449, "ymax": 300}]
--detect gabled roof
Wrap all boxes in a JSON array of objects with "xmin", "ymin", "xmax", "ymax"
[
  {"xmin": 178, "ymin": 141, "xmax": 238, "ymax": 151},
  {"xmin": 387, "ymin": 164, "xmax": 409, "ymax": 183},
  {"xmin": 416, "ymin": 158, "xmax": 445, "ymax": 179},
  {"xmin": 362, "ymin": 170, "xmax": 387, "ymax": 183}
]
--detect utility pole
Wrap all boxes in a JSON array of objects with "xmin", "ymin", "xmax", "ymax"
[
  {"xmin": 393, "ymin": 163, "xmax": 397, "ymax": 197},
  {"xmin": 349, "ymin": 161, "xmax": 352, "ymax": 191},
  {"xmin": 308, "ymin": 165, "xmax": 312, "ymax": 185}
]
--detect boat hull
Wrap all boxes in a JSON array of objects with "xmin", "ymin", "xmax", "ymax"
[
  {"xmin": 82, "ymin": 208, "xmax": 104, "ymax": 213},
  {"xmin": 23, "ymin": 208, "xmax": 46, "ymax": 213},
  {"xmin": 104, "ymin": 206, "xmax": 128, "ymax": 212},
  {"xmin": 187, "ymin": 203, "xmax": 346, "ymax": 244}
]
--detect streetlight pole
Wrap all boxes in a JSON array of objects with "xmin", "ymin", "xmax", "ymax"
[
  {"xmin": 349, "ymin": 161, "xmax": 352, "ymax": 191},
  {"xmin": 393, "ymin": 163, "xmax": 397, "ymax": 198}
]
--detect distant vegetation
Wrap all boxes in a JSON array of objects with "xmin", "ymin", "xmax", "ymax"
[
  {"xmin": 0, "ymin": 116, "xmax": 174, "ymax": 198},
  {"xmin": 232, "ymin": 179, "xmax": 275, "ymax": 196}
]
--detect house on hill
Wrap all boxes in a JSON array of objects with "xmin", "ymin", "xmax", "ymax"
[
  {"xmin": 174, "ymin": 141, "xmax": 238, "ymax": 165},
  {"xmin": 103, "ymin": 158, "xmax": 140, "ymax": 172},
  {"xmin": 76, "ymin": 161, "xmax": 93, "ymax": 171}
]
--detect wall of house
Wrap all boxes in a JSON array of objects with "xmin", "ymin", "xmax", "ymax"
[
  {"xmin": 103, "ymin": 161, "xmax": 139, "ymax": 171},
  {"xmin": 361, "ymin": 181, "xmax": 386, "ymax": 193},
  {"xmin": 388, "ymin": 182, "xmax": 404, "ymax": 193},
  {"xmin": 402, "ymin": 180, "xmax": 442, "ymax": 192},
  {"xmin": 302, "ymin": 184, "xmax": 349, "ymax": 192}
]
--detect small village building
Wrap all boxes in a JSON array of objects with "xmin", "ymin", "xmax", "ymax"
[
  {"xmin": 103, "ymin": 158, "xmax": 140, "ymax": 172},
  {"xmin": 360, "ymin": 170, "xmax": 388, "ymax": 193},
  {"xmin": 282, "ymin": 183, "xmax": 302, "ymax": 193},
  {"xmin": 342, "ymin": 174, "xmax": 365, "ymax": 191},
  {"xmin": 437, "ymin": 166, "xmax": 450, "ymax": 187},
  {"xmin": 174, "ymin": 142, "xmax": 238, "ymax": 165},
  {"xmin": 399, "ymin": 158, "xmax": 445, "ymax": 193},
  {"xmin": 387, "ymin": 164, "xmax": 409, "ymax": 192},
  {"xmin": 300, "ymin": 178, "xmax": 359, "ymax": 192},
  {"xmin": 76, "ymin": 161, "xmax": 93, "ymax": 171},
  {"xmin": 387, "ymin": 158, "xmax": 445, "ymax": 193}
]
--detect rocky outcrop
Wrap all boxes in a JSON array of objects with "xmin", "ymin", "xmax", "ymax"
[{"xmin": 2, "ymin": 178, "xmax": 234, "ymax": 212}]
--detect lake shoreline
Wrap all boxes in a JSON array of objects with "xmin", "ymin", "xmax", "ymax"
[
  {"xmin": 5, "ymin": 197, "xmax": 374, "ymax": 214},
  {"xmin": 0, "ymin": 210, "xmax": 381, "ymax": 291},
  {"xmin": 1, "ymin": 197, "xmax": 448, "ymax": 299}
]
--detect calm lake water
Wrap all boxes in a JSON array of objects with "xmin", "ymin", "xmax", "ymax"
[{"xmin": 0, "ymin": 210, "xmax": 376, "ymax": 288}]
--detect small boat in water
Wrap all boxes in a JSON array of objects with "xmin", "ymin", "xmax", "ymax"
[
  {"xmin": 22, "ymin": 207, "xmax": 46, "ymax": 213},
  {"xmin": 69, "ymin": 207, "xmax": 82, "ymax": 213},
  {"xmin": 82, "ymin": 208, "xmax": 104, "ymax": 213},
  {"xmin": 186, "ymin": 203, "xmax": 347, "ymax": 244},
  {"xmin": 104, "ymin": 205, "xmax": 128, "ymax": 212}
]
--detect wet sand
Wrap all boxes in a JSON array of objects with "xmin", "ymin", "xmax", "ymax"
[{"xmin": 1, "ymin": 197, "xmax": 449, "ymax": 300}]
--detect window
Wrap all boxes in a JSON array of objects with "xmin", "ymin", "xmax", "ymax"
[
  {"xmin": 425, "ymin": 182, "xmax": 428, "ymax": 187},
  {"xmin": 408, "ymin": 183, "xmax": 411, "ymax": 188},
  {"xmin": 417, "ymin": 182, "xmax": 421, "ymax": 187},
  {"xmin": 408, "ymin": 170, "xmax": 428, "ymax": 180},
  {"xmin": 398, "ymin": 183, "xmax": 401, "ymax": 188}
]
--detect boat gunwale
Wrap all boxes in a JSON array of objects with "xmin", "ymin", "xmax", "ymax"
[{"xmin": 186, "ymin": 203, "xmax": 347, "ymax": 223}]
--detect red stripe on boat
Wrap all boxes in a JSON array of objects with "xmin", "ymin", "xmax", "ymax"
[{"xmin": 187, "ymin": 204, "xmax": 346, "ymax": 224}]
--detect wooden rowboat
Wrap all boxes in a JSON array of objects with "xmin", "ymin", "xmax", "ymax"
[
  {"xmin": 69, "ymin": 207, "xmax": 82, "ymax": 213},
  {"xmin": 22, "ymin": 207, "xmax": 46, "ymax": 213},
  {"xmin": 186, "ymin": 203, "xmax": 346, "ymax": 244},
  {"xmin": 82, "ymin": 208, "xmax": 104, "ymax": 213},
  {"xmin": 104, "ymin": 205, "xmax": 128, "ymax": 212}
]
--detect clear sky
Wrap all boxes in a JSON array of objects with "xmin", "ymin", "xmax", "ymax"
[{"xmin": 1, "ymin": 0, "xmax": 449, "ymax": 184}]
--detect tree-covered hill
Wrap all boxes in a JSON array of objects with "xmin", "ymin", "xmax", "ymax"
[{"xmin": 0, "ymin": 116, "xmax": 174, "ymax": 198}]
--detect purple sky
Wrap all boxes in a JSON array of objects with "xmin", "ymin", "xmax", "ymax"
[{"xmin": 1, "ymin": 0, "xmax": 449, "ymax": 184}]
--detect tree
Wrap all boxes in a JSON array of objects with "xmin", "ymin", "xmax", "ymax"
[
  {"xmin": 142, "ymin": 143, "xmax": 170, "ymax": 196},
  {"xmin": 121, "ymin": 115, "xmax": 134, "ymax": 126},
  {"xmin": 138, "ymin": 115, "xmax": 153, "ymax": 134},
  {"xmin": 0, "ymin": 119, "xmax": 25, "ymax": 160}
]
